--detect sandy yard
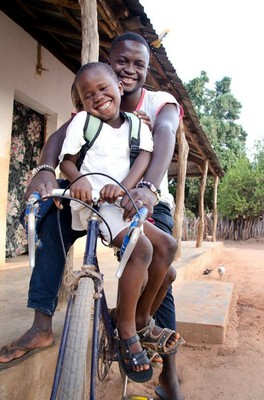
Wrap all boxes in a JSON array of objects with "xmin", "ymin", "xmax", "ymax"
[{"xmin": 96, "ymin": 238, "xmax": 264, "ymax": 400}]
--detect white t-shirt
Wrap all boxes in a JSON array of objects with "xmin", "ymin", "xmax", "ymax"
[
  {"xmin": 135, "ymin": 88, "xmax": 181, "ymax": 209},
  {"xmin": 59, "ymin": 111, "xmax": 153, "ymax": 235}
]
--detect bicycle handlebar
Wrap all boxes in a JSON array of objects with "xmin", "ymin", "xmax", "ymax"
[{"xmin": 25, "ymin": 189, "xmax": 148, "ymax": 273}]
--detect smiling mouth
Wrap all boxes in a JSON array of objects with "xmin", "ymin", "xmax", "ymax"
[
  {"xmin": 98, "ymin": 100, "xmax": 111, "ymax": 111},
  {"xmin": 121, "ymin": 77, "xmax": 136, "ymax": 84}
]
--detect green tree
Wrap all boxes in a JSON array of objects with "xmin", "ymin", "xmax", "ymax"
[
  {"xmin": 177, "ymin": 72, "xmax": 249, "ymax": 216},
  {"xmin": 218, "ymin": 156, "xmax": 264, "ymax": 218},
  {"xmin": 252, "ymin": 138, "xmax": 264, "ymax": 171},
  {"xmin": 185, "ymin": 73, "xmax": 247, "ymax": 171}
]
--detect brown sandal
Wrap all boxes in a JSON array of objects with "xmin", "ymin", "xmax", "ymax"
[{"xmin": 137, "ymin": 317, "xmax": 185, "ymax": 356}]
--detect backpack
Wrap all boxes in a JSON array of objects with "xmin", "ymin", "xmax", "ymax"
[{"xmin": 76, "ymin": 112, "xmax": 141, "ymax": 171}]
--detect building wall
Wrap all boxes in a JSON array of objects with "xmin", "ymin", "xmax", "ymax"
[{"xmin": 0, "ymin": 11, "xmax": 75, "ymax": 265}]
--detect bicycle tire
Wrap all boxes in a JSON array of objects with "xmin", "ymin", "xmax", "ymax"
[{"xmin": 56, "ymin": 277, "xmax": 94, "ymax": 400}]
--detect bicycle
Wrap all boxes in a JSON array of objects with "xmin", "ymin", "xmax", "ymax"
[{"xmin": 25, "ymin": 173, "xmax": 154, "ymax": 400}]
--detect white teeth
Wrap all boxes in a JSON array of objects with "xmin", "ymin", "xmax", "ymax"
[
  {"xmin": 122, "ymin": 77, "xmax": 134, "ymax": 83},
  {"xmin": 98, "ymin": 101, "xmax": 111, "ymax": 111}
]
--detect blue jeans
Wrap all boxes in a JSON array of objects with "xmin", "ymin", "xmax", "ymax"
[{"xmin": 27, "ymin": 188, "xmax": 176, "ymax": 331}]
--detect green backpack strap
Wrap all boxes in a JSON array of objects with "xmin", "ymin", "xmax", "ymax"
[
  {"xmin": 76, "ymin": 112, "xmax": 141, "ymax": 171},
  {"xmin": 76, "ymin": 113, "xmax": 103, "ymax": 171},
  {"xmin": 83, "ymin": 113, "xmax": 103, "ymax": 146},
  {"xmin": 123, "ymin": 112, "xmax": 141, "ymax": 168}
]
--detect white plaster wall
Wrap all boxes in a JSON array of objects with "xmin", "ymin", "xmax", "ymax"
[{"xmin": 0, "ymin": 11, "xmax": 75, "ymax": 264}]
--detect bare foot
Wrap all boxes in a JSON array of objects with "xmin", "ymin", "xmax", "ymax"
[
  {"xmin": 0, "ymin": 327, "xmax": 54, "ymax": 364},
  {"xmin": 157, "ymin": 355, "xmax": 185, "ymax": 400}
]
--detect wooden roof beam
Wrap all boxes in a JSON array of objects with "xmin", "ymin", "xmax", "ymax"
[
  {"xmin": 53, "ymin": 5, "xmax": 81, "ymax": 32},
  {"xmin": 40, "ymin": 0, "xmax": 80, "ymax": 10},
  {"xmin": 33, "ymin": 24, "xmax": 81, "ymax": 39},
  {"xmin": 14, "ymin": 0, "xmax": 38, "ymax": 19}
]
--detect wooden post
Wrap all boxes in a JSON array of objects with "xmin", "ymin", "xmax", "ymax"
[
  {"xmin": 79, "ymin": 0, "xmax": 99, "ymax": 64},
  {"xmin": 196, "ymin": 159, "xmax": 208, "ymax": 248},
  {"xmin": 212, "ymin": 175, "xmax": 219, "ymax": 242},
  {"xmin": 173, "ymin": 120, "xmax": 189, "ymax": 260}
]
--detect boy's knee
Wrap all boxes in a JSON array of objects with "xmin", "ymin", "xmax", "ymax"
[
  {"xmin": 162, "ymin": 235, "xmax": 178, "ymax": 264},
  {"xmin": 155, "ymin": 235, "xmax": 178, "ymax": 268},
  {"xmin": 135, "ymin": 235, "xmax": 153, "ymax": 265},
  {"xmin": 165, "ymin": 265, "xmax": 177, "ymax": 285}
]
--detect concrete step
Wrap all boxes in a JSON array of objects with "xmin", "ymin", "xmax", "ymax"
[
  {"xmin": 174, "ymin": 241, "xmax": 224, "ymax": 283},
  {"xmin": 173, "ymin": 280, "xmax": 233, "ymax": 344}
]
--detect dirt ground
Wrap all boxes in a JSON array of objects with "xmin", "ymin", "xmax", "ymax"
[{"xmin": 96, "ymin": 238, "xmax": 264, "ymax": 400}]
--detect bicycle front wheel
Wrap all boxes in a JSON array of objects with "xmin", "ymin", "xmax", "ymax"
[{"xmin": 57, "ymin": 277, "xmax": 94, "ymax": 400}]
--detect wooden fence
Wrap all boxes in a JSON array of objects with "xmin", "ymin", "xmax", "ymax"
[{"xmin": 182, "ymin": 214, "xmax": 264, "ymax": 241}]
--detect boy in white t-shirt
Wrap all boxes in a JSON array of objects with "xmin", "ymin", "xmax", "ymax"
[{"xmin": 59, "ymin": 62, "xmax": 179, "ymax": 383}]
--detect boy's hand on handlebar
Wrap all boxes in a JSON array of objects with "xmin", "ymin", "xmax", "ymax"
[
  {"xmin": 121, "ymin": 187, "xmax": 157, "ymax": 220},
  {"xmin": 100, "ymin": 184, "xmax": 125, "ymax": 203},
  {"xmin": 25, "ymin": 171, "xmax": 59, "ymax": 200},
  {"xmin": 69, "ymin": 177, "xmax": 93, "ymax": 203}
]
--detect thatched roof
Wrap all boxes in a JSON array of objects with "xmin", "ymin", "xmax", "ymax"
[{"xmin": 0, "ymin": 0, "xmax": 224, "ymax": 178}]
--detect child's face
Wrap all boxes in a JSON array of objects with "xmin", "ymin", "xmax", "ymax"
[
  {"xmin": 76, "ymin": 68, "xmax": 123, "ymax": 124},
  {"xmin": 109, "ymin": 40, "xmax": 149, "ymax": 96}
]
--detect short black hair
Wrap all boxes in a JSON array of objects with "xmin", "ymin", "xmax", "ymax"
[
  {"xmin": 75, "ymin": 62, "xmax": 118, "ymax": 85},
  {"xmin": 111, "ymin": 32, "xmax": 150, "ymax": 54}
]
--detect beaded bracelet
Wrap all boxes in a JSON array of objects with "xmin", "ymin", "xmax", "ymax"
[
  {"xmin": 31, "ymin": 164, "xmax": 56, "ymax": 178},
  {"xmin": 137, "ymin": 180, "xmax": 161, "ymax": 204}
]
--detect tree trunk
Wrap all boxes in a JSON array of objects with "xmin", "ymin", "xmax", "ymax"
[
  {"xmin": 196, "ymin": 159, "xmax": 208, "ymax": 248},
  {"xmin": 212, "ymin": 175, "xmax": 219, "ymax": 242}
]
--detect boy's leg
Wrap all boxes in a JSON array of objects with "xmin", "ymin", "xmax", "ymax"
[{"xmin": 113, "ymin": 231, "xmax": 153, "ymax": 374}]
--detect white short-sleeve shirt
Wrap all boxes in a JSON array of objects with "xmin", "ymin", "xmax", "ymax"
[
  {"xmin": 135, "ymin": 88, "xmax": 181, "ymax": 209},
  {"xmin": 59, "ymin": 111, "xmax": 153, "ymax": 238}
]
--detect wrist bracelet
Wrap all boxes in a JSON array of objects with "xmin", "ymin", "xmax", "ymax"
[
  {"xmin": 31, "ymin": 164, "xmax": 56, "ymax": 178},
  {"xmin": 137, "ymin": 180, "xmax": 161, "ymax": 204}
]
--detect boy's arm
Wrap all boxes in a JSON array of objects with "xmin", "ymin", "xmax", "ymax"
[
  {"xmin": 100, "ymin": 150, "xmax": 151, "ymax": 204},
  {"xmin": 60, "ymin": 154, "xmax": 93, "ymax": 203}
]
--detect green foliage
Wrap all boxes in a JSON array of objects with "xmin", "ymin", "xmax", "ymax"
[
  {"xmin": 173, "ymin": 71, "xmax": 264, "ymax": 220},
  {"xmin": 185, "ymin": 72, "xmax": 247, "ymax": 171},
  {"xmin": 218, "ymin": 156, "xmax": 264, "ymax": 218},
  {"xmin": 252, "ymin": 138, "xmax": 264, "ymax": 171}
]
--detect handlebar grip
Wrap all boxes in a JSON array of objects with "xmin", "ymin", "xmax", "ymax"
[
  {"xmin": 51, "ymin": 189, "xmax": 71, "ymax": 197},
  {"xmin": 27, "ymin": 191, "xmax": 41, "ymax": 206},
  {"xmin": 116, "ymin": 205, "xmax": 148, "ymax": 279}
]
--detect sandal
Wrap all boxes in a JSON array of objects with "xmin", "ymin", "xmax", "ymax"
[
  {"xmin": 0, "ymin": 341, "xmax": 55, "ymax": 370},
  {"xmin": 147, "ymin": 348, "xmax": 163, "ymax": 365},
  {"xmin": 137, "ymin": 317, "xmax": 185, "ymax": 356},
  {"xmin": 116, "ymin": 331, "xmax": 153, "ymax": 383}
]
